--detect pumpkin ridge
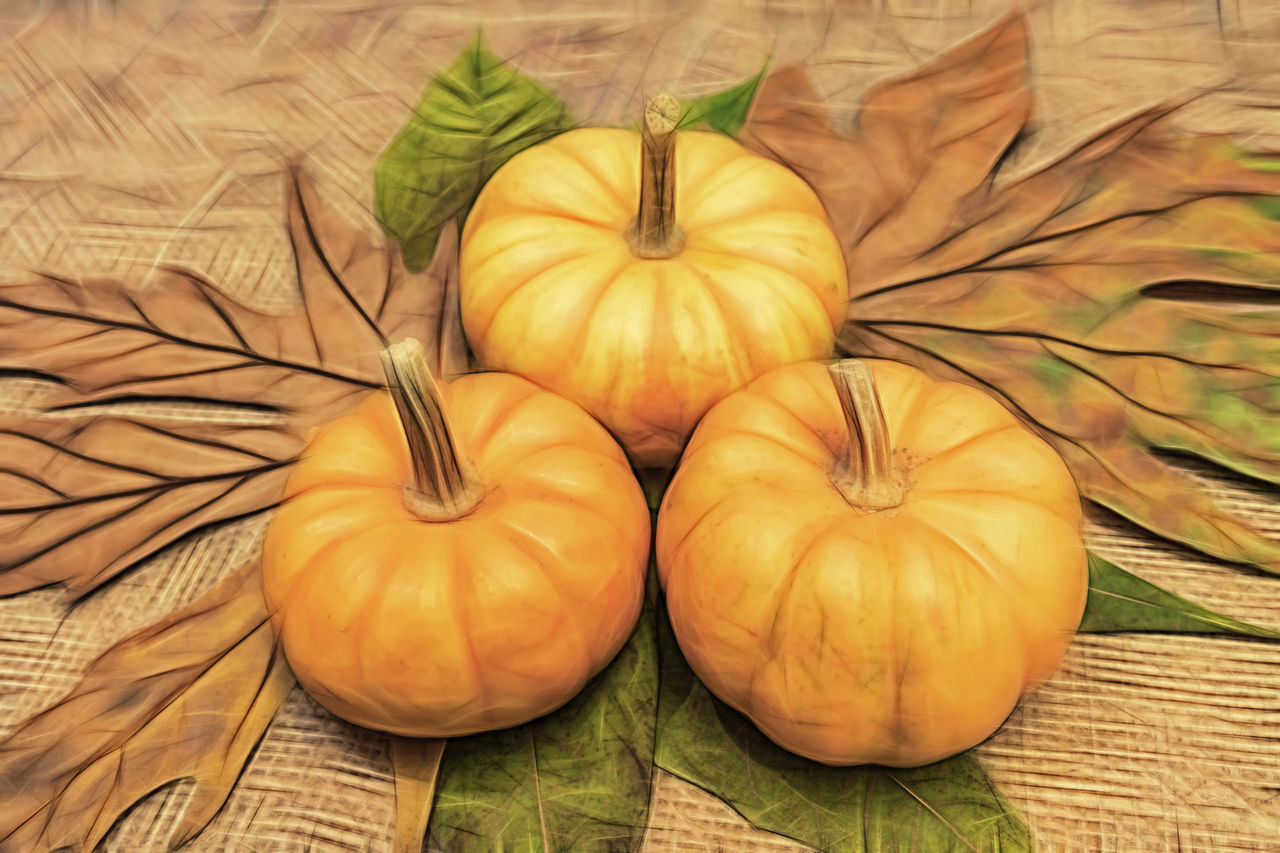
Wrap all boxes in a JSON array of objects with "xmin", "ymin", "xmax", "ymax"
[
  {"xmin": 685, "ymin": 426, "xmax": 832, "ymax": 476},
  {"xmin": 681, "ymin": 197, "xmax": 822, "ymax": 233},
  {"xmin": 902, "ymin": 421, "xmax": 1023, "ymax": 475},
  {"xmin": 268, "ymin": 509, "xmax": 399, "ymax": 623},
  {"xmin": 696, "ymin": 204, "xmax": 844, "ymax": 242},
  {"xmin": 463, "ymin": 219, "xmax": 597, "ymax": 278},
  {"xmin": 276, "ymin": 478, "xmax": 401, "ymax": 506},
  {"xmin": 494, "ymin": 441, "xmax": 633, "ymax": 505},
  {"xmin": 493, "ymin": 516, "xmax": 577, "ymax": 606},
  {"xmin": 661, "ymin": 488, "xmax": 744, "ymax": 578},
  {"xmin": 655, "ymin": 262, "xmax": 754, "ymax": 418},
  {"xmin": 353, "ymin": 531, "xmax": 419, "ymax": 704},
  {"xmin": 449, "ymin": 534, "xmax": 492, "ymax": 731},
  {"xmin": 289, "ymin": 474, "xmax": 405, "ymax": 500},
  {"xmin": 662, "ymin": 481, "xmax": 839, "ymax": 608},
  {"xmin": 644, "ymin": 265, "xmax": 670, "ymax": 425},
  {"xmin": 679, "ymin": 260, "xmax": 757, "ymax": 378},
  {"xmin": 690, "ymin": 205, "xmax": 839, "ymax": 241},
  {"xmin": 684, "ymin": 247, "xmax": 835, "ymax": 340},
  {"xmin": 874, "ymin": 363, "xmax": 940, "ymax": 450},
  {"xmin": 675, "ymin": 203, "xmax": 741, "ymax": 234},
  {"xmin": 886, "ymin": 525, "xmax": 1031, "ymax": 759},
  {"xmin": 751, "ymin": 511, "xmax": 853, "ymax": 708},
  {"xmin": 302, "ymin": 665, "xmax": 376, "ymax": 725},
  {"xmin": 908, "ymin": 513, "xmax": 1022, "ymax": 613},
  {"xmin": 507, "ymin": 442, "xmax": 636, "ymax": 499},
  {"xmin": 284, "ymin": 411, "xmax": 405, "ymax": 494},
  {"xmin": 474, "ymin": 205, "xmax": 622, "ymax": 232},
  {"xmin": 673, "ymin": 147, "xmax": 757, "ymax": 214},
  {"xmin": 659, "ymin": 490, "xmax": 733, "ymax": 585},
  {"xmin": 907, "ymin": 439, "xmax": 1081, "ymax": 514},
  {"xmin": 543, "ymin": 131, "xmax": 633, "ymax": 211},
  {"xmin": 549, "ymin": 256, "xmax": 641, "ymax": 399},
  {"xmin": 746, "ymin": 383, "xmax": 845, "ymax": 465},
  {"xmin": 272, "ymin": 523, "xmax": 382, "ymax": 686},
  {"xmin": 469, "ymin": 251, "xmax": 622, "ymax": 354},
  {"xmin": 355, "ymin": 392, "xmax": 409, "ymax": 461},
  {"xmin": 560, "ymin": 260, "xmax": 661, "ymax": 424},
  {"xmin": 885, "ymin": 593, "xmax": 910, "ymax": 760},
  {"xmin": 905, "ymin": 497, "xmax": 1077, "ymax": 691},
  {"xmin": 491, "ymin": 517, "xmax": 593, "ymax": 680},
  {"xmin": 453, "ymin": 380, "xmax": 545, "ymax": 464}
]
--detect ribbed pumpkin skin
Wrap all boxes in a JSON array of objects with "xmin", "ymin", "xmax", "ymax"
[
  {"xmin": 458, "ymin": 128, "xmax": 848, "ymax": 467},
  {"xmin": 261, "ymin": 372, "xmax": 650, "ymax": 737},
  {"xmin": 656, "ymin": 360, "xmax": 1087, "ymax": 767}
]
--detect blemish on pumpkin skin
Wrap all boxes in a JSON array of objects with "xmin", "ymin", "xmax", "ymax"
[{"xmin": 888, "ymin": 621, "xmax": 913, "ymax": 755}]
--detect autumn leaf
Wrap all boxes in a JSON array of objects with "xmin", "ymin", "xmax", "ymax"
[
  {"xmin": 375, "ymin": 34, "xmax": 573, "ymax": 271},
  {"xmin": 0, "ymin": 168, "xmax": 464, "ymax": 597},
  {"xmin": 743, "ymin": 12, "xmax": 1032, "ymax": 277},
  {"xmin": 0, "ymin": 413, "xmax": 297, "ymax": 598},
  {"xmin": 0, "ymin": 559, "xmax": 293, "ymax": 853},
  {"xmin": 1080, "ymin": 552, "xmax": 1280, "ymax": 639},
  {"xmin": 745, "ymin": 12, "xmax": 1280, "ymax": 572},
  {"xmin": 677, "ymin": 65, "xmax": 767, "ymax": 137}
]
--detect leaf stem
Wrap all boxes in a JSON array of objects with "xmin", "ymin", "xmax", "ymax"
[
  {"xmin": 629, "ymin": 94, "xmax": 686, "ymax": 258},
  {"xmin": 380, "ymin": 338, "xmax": 481, "ymax": 520},
  {"xmin": 828, "ymin": 359, "xmax": 906, "ymax": 510},
  {"xmin": 391, "ymin": 736, "xmax": 447, "ymax": 853}
]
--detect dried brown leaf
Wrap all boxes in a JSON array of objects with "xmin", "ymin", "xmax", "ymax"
[
  {"xmin": 0, "ymin": 414, "xmax": 298, "ymax": 596},
  {"xmin": 0, "ymin": 558, "xmax": 292, "ymax": 852},
  {"xmin": 852, "ymin": 112, "xmax": 1280, "ymax": 300},
  {"xmin": 749, "ymin": 12, "xmax": 1280, "ymax": 571},
  {"xmin": 0, "ymin": 167, "xmax": 468, "ymax": 596},
  {"xmin": 743, "ymin": 12, "xmax": 1031, "ymax": 288}
]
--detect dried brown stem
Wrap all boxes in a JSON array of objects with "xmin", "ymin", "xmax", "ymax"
[
  {"xmin": 391, "ymin": 736, "xmax": 447, "ymax": 853},
  {"xmin": 629, "ymin": 93, "xmax": 685, "ymax": 258},
  {"xmin": 829, "ymin": 359, "xmax": 907, "ymax": 510},
  {"xmin": 381, "ymin": 338, "xmax": 481, "ymax": 520}
]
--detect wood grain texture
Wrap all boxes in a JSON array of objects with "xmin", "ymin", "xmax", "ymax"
[{"xmin": 1, "ymin": 1, "xmax": 1278, "ymax": 850}]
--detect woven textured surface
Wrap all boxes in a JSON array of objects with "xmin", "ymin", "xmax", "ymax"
[{"xmin": 2, "ymin": 1, "xmax": 1279, "ymax": 849}]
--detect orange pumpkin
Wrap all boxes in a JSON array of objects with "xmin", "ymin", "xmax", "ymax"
[
  {"xmin": 458, "ymin": 96, "xmax": 848, "ymax": 467},
  {"xmin": 261, "ymin": 340, "xmax": 650, "ymax": 737},
  {"xmin": 656, "ymin": 358, "xmax": 1087, "ymax": 767}
]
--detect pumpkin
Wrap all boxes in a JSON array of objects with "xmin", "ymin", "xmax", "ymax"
[
  {"xmin": 458, "ymin": 95, "xmax": 848, "ymax": 467},
  {"xmin": 655, "ymin": 358, "xmax": 1088, "ymax": 767},
  {"xmin": 261, "ymin": 339, "xmax": 650, "ymax": 737}
]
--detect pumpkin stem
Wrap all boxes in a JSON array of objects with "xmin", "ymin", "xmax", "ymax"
[
  {"xmin": 629, "ymin": 93, "xmax": 686, "ymax": 259},
  {"xmin": 381, "ymin": 338, "xmax": 482, "ymax": 521},
  {"xmin": 828, "ymin": 359, "xmax": 907, "ymax": 510}
]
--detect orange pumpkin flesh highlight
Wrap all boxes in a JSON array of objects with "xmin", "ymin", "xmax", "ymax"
[
  {"xmin": 261, "ymin": 344, "xmax": 650, "ymax": 737},
  {"xmin": 458, "ymin": 114, "xmax": 849, "ymax": 467},
  {"xmin": 656, "ymin": 359, "xmax": 1088, "ymax": 767}
]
